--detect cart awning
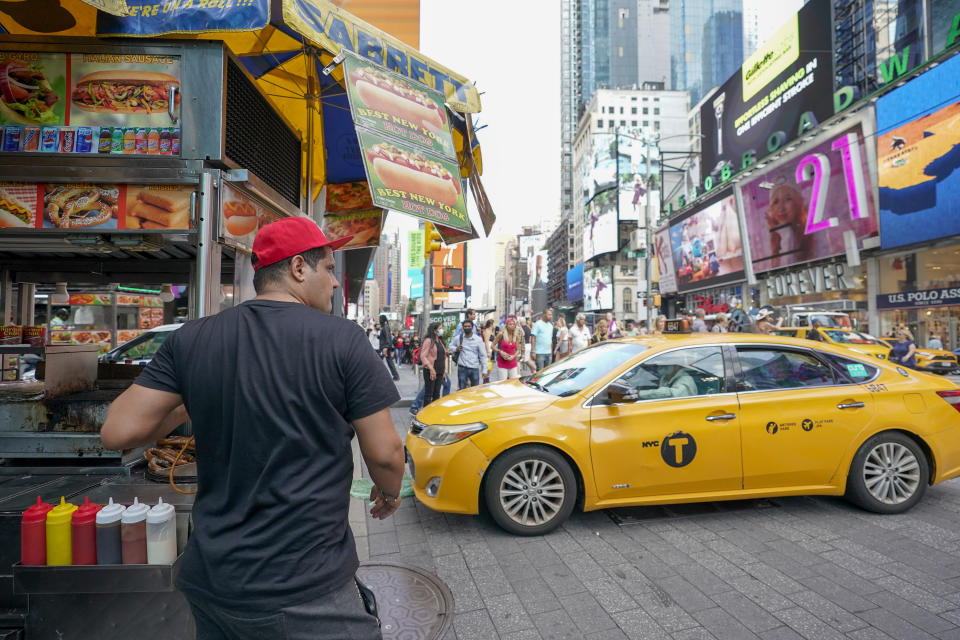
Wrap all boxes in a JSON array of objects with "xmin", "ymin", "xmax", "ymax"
[{"xmin": 0, "ymin": 0, "xmax": 483, "ymax": 204}]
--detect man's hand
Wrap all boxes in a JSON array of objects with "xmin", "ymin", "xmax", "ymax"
[{"xmin": 369, "ymin": 485, "xmax": 401, "ymax": 520}]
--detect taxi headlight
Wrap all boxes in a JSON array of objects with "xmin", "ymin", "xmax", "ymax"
[{"xmin": 418, "ymin": 422, "xmax": 488, "ymax": 446}]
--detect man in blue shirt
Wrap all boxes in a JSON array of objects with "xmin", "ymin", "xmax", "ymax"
[
  {"xmin": 531, "ymin": 308, "xmax": 555, "ymax": 371},
  {"xmin": 451, "ymin": 319, "xmax": 488, "ymax": 389},
  {"xmin": 453, "ymin": 308, "xmax": 477, "ymax": 338}
]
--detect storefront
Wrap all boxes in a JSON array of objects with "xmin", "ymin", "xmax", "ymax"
[{"xmin": 759, "ymin": 260, "xmax": 866, "ymax": 328}]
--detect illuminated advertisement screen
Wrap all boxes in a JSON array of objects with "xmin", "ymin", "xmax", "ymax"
[
  {"xmin": 739, "ymin": 123, "xmax": 878, "ymax": 273},
  {"xmin": 566, "ymin": 264, "xmax": 584, "ymax": 302},
  {"xmin": 583, "ymin": 189, "xmax": 618, "ymax": 262},
  {"xmin": 581, "ymin": 133, "xmax": 616, "ymax": 205},
  {"xmin": 669, "ymin": 189, "xmax": 744, "ymax": 292},
  {"xmin": 876, "ymin": 52, "xmax": 960, "ymax": 249},
  {"xmin": 584, "ymin": 265, "xmax": 613, "ymax": 311},
  {"xmin": 615, "ymin": 132, "xmax": 658, "ymax": 222},
  {"xmin": 699, "ymin": 0, "xmax": 833, "ymax": 178},
  {"xmin": 653, "ymin": 227, "xmax": 677, "ymax": 294}
]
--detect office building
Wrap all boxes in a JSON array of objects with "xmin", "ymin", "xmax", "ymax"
[{"xmin": 670, "ymin": 0, "xmax": 744, "ymax": 106}]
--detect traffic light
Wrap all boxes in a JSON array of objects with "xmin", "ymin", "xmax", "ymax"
[{"xmin": 424, "ymin": 222, "xmax": 442, "ymax": 258}]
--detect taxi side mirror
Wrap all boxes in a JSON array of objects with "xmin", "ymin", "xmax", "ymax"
[{"xmin": 606, "ymin": 382, "xmax": 639, "ymax": 403}]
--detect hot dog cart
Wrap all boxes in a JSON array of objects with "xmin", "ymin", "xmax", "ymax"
[{"xmin": 0, "ymin": 1, "xmax": 491, "ymax": 637}]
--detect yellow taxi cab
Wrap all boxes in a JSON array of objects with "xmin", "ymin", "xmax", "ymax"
[
  {"xmin": 406, "ymin": 333, "xmax": 960, "ymax": 535},
  {"xmin": 774, "ymin": 327, "xmax": 891, "ymax": 360},
  {"xmin": 875, "ymin": 337, "xmax": 960, "ymax": 374}
]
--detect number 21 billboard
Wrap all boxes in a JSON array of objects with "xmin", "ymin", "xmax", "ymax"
[{"xmin": 738, "ymin": 122, "xmax": 878, "ymax": 275}]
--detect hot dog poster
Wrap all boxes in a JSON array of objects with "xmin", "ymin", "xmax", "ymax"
[
  {"xmin": 220, "ymin": 182, "xmax": 282, "ymax": 252},
  {"xmin": 343, "ymin": 53, "xmax": 455, "ymax": 160},
  {"xmin": 355, "ymin": 128, "xmax": 471, "ymax": 232},
  {"xmin": 0, "ymin": 181, "xmax": 194, "ymax": 231},
  {"xmin": 0, "ymin": 49, "xmax": 181, "ymax": 155},
  {"xmin": 321, "ymin": 209, "xmax": 383, "ymax": 250}
]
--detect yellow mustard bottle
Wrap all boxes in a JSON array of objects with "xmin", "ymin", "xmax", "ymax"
[{"xmin": 46, "ymin": 497, "xmax": 77, "ymax": 566}]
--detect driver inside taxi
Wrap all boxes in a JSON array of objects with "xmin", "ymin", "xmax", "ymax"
[{"xmin": 608, "ymin": 359, "xmax": 699, "ymax": 402}]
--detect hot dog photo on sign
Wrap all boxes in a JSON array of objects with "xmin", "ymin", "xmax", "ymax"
[
  {"xmin": 344, "ymin": 54, "xmax": 455, "ymax": 159},
  {"xmin": 357, "ymin": 127, "xmax": 470, "ymax": 232}
]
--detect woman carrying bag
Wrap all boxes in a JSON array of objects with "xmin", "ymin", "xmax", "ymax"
[{"xmin": 420, "ymin": 322, "xmax": 447, "ymax": 406}]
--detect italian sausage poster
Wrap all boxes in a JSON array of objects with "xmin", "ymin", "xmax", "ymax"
[
  {"xmin": 343, "ymin": 53, "xmax": 455, "ymax": 160},
  {"xmin": 356, "ymin": 127, "xmax": 471, "ymax": 232}
]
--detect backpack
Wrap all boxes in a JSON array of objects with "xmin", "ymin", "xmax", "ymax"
[{"xmin": 413, "ymin": 347, "xmax": 421, "ymax": 365}]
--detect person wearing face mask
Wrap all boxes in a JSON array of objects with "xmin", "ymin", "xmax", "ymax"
[{"xmin": 451, "ymin": 319, "xmax": 489, "ymax": 390}]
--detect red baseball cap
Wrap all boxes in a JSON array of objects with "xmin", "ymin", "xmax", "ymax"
[{"xmin": 251, "ymin": 217, "xmax": 352, "ymax": 271}]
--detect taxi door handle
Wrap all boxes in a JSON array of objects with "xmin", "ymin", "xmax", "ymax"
[
  {"xmin": 705, "ymin": 413, "xmax": 736, "ymax": 421},
  {"xmin": 837, "ymin": 402, "xmax": 865, "ymax": 409}
]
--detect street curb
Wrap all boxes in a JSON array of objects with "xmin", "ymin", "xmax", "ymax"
[{"xmin": 393, "ymin": 397, "xmax": 414, "ymax": 408}]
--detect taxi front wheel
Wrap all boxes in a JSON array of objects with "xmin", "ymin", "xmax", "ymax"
[
  {"xmin": 846, "ymin": 432, "xmax": 929, "ymax": 514},
  {"xmin": 484, "ymin": 446, "xmax": 577, "ymax": 536}
]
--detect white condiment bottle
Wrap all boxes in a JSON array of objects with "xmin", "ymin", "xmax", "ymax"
[{"xmin": 145, "ymin": 498, "xmax": 177, "ymax": 565}]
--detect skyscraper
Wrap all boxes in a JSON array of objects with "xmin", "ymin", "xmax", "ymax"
[
  {"xmin": 670, "ymin": 0, "xmax": 744, "ymax": 106},
  {"xmin": 637, "ymin": 0, "xmax": 672, "ymax": 89}
]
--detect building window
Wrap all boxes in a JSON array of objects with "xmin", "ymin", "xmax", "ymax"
[
  {"xmin": 631, "ymin": 120, "xmax": 637, "ymax": 126},
  {"xmin": 631, "ymin": 96, "xmax": 637, "ymax": 101},
  {"xmin": 608, "ymin": 120, "xmax": 614, "ymax": 128},
  {"xmin": 643, "ymin": 120, "xmax": 649, "ymax": 127},
  {"xmin": 623, "ymin": 288, "xmax": 632, "ymax": 313},
  {"xmin": 643, "ymin": 97, "xmax": 648, "ymax": 101},
  {"xmin": 654, "ymin": 108, "xmax": 660, "ymax": 115},
  {"xmin": 620, "ymin": 120, "xmax": 626, "ymax": 127},
  {"xmin": 631, "ymin": 107, "xmax": 637, "ymax": 114},
  {"xmin": 601, "ymin": 106, "xmax": 605, "ymax": 114},
  {"xmin": 619, "ymin": 106, "xmax": 624, "ymax": 114},
  {"xmin": 654, "ymin": 97, "xmax": 660, "ymax": 102},
  {"xmin": 597, "ymin": 119, "xmax": 603, "ymax": 128},
  {"xmin": 643, "ymin": 107, "xmax": 648, "ymax": 114},
  {"xmin": 654, "ymin": 121, "xmax": 660, "ymax": 130}
]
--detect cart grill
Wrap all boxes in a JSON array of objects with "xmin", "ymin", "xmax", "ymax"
[{"xmin": 225, "ymin": 59, "xmax": 301, "ymax": 208}]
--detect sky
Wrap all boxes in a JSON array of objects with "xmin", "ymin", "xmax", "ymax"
[{"xmin": 387, "ymin": 0, "xmax": 803, "ymax": 307}]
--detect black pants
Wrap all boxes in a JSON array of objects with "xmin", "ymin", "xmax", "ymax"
[{"xmin": 423, "ymin": 368, "xmax": 444, "ymax": 406}]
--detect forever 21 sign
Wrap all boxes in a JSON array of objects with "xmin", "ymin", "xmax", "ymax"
[{"xmin": 765, "ymin": 263, "xmax": 861, "ymax": 300}]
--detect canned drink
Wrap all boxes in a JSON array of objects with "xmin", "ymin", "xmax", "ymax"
[
  {"xmin": 58, "ymin": 128, "xmax": 75, "ymax": 153},
  {"xmin": 22, "ymin": 126, "xmax": 40, "ymax": 151},
  {"xmin": 40, "ymin": 127, "xmax": 58, "ymax": 152},
  {"xmin": 1, "ymin": 126, "xmax": 21, "ymax": 152},
  {"xmin": 75, "ymin": 127, "xmax": 94, "ymax": 153}
]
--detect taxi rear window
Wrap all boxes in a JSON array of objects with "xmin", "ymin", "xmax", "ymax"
[{"xmin": 820, "ymin": 353, "xmax": 880, "ymax": 383}]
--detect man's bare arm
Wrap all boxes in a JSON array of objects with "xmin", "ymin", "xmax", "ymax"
[
  {"xmin": 101, "ymin": 384, "xmax": 187, "ymax": 450},
  {"xmin": 353, "ymin": 407, "xmax": 405, "ymax": 519}
]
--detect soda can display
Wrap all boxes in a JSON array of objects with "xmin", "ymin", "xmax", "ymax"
[
  {"xmin": 1, "ymin": 126, "xmax": 21, "ymax": 152},
  {"xmin": 22, "ymin": 126, "xmax": 40, "ymax": 151},
  {"xmin": 40, "ymin": 127, "xmax": 58, "ymax": 152},
  {"xmin": 58, "ymin": 128, "xmax": 75, "ymax": 153},
  {"xmin": 75, "ymin": 127, "xmax": 94, "ymax": 153}
]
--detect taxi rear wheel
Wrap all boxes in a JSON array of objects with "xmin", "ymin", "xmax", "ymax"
[
  {"xmin": 846, "ymin": 432, "xmax": 928, "ymax": 514},
  {"xmin": 484, "ymin": 446, "xmax": 576, "ymax": 536}
]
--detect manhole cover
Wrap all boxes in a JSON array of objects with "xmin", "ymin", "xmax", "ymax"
[
  {"xmin": 607, "ymin": 499, "xmax": 777, "ymax": 525},
  {"xmin": 357, "ymin": 561, "xmax": 453, "ymax": 640}
]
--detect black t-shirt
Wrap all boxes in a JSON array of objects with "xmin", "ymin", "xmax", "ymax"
[{"xmin": 135, "ymin": 300, "xmax": 399, "ymax": 609}]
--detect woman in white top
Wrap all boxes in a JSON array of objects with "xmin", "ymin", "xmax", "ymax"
[
  {"xmin": 553, "ymin": 318, "xmax": 571, "ymax": 362},
  {"xmin": 568, "ymin": 313, "xmax": 591, "ymax": 353}
]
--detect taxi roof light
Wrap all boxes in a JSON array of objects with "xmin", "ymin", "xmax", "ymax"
[{"xmin": 935, "ymin": 390, "xmax": 960, "ymax": 413}]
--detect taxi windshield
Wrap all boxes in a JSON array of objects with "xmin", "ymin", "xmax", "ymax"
[
  {"xmin": 525, "ymin": 342, "xmax": 648, "ymax": 397},
  {"xmin": 823, "ymin": 329, "xmax": 880, "ymax": 345}
]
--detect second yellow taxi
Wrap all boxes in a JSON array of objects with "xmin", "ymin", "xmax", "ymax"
[{"xmin": 407, "ymin": 333, "xmax": 960, "ymax": 535}]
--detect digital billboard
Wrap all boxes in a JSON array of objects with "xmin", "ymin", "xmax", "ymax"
[
  {"xmin": 653, "ymin": 227, "xmax": 677, "ymax": 294},
  {"xmin": 699, "ymin": 0, "xmax": 834, "ymax": 179},
  {"xmin": 739, "ymin": 123, "xmax": 878, "ymax": 273},
  {"xmin": 615, "ymin": 133, "xmax": 657, "ymax": 222},
  {"xmin": 566, "ymin": 264, "xmax": 584, "ymax": 302},
  {"xmin": 583, "ymin": 189, "xmax": 618, "ymax": 262},
  {"xmin": 669, "ymin": 189, "xmax": 744, "ymax": 292},
  {"xmin": 584, "ymin": 265, "xmax": 613, "ymax": 311},
  {"xmin": 876, "ymin": 52, "xmax": 960, "ymax": 250},
  {"xmin": 581, "ymin": 133, "xmax": 617, "ymax": 205}
]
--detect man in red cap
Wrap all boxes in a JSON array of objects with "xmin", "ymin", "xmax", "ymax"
[{"xmin": 102, "ymin": 216, "xmax": 404, "ymax": 639}]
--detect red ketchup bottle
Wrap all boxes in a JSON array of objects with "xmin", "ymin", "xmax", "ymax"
[
  {"xmin": 71, "ymin": 497, "xmax": 102, "ymax": 565},
  {"xmin": 21, "ymin": 496, "xmax": 54, "ymax": 565}
]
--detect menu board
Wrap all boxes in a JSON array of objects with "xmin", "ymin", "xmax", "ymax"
[
  {"xmin": 219, "ymin": 182, "xmax": 283, "ymax": 252},
  {"xmin": 0, "ymin": 51, "xmax": 181, "ymax": 156},
  {"xmin": 0, "ymin": 182, "xmax": 193, "ymax": 231},
  {"xmin": 324, "ymin": 181, "xmax": 373, "ymax": 213},
  {"xmin": 321, "ymin": 209, "xmax": 383, "ymax": 249},
  {"xmin": 0, "ymin": 182, "xmax": 194, "ymax": 231},
  {"xmin": 344, "ymin": 53, "xmax": 455, "ymax": 159}
]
